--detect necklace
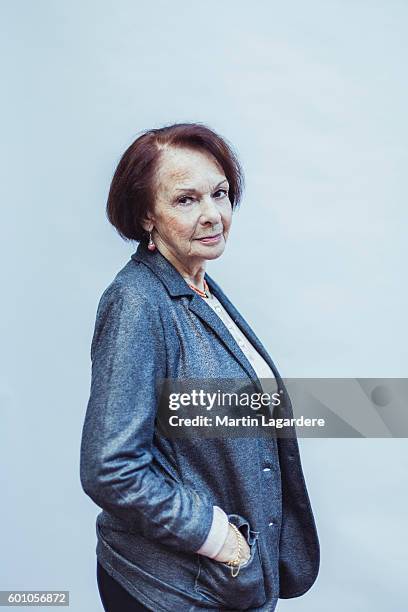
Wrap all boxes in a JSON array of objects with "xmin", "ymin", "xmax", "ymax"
[{"xmin": 188, "ymin": 279, "xmax": 210, "ymax": 298}]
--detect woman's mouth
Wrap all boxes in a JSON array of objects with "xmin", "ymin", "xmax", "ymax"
[{"xmin": 196, "ymin": 232, "xmax": 223, "ymax": 244}]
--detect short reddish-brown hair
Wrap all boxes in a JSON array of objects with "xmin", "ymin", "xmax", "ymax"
[{"xmin": 106, "ymin": 122, "xmax": 245, "ymax": 243}]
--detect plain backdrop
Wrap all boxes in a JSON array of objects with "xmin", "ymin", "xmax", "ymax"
[{"xmin": 1, "ymin": 1, "xmax": 407, "ymax": 610}]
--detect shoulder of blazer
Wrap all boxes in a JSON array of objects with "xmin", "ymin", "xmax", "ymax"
[
  {"xmin": 90, "ymin": 261, "xmax": 167, "ymax": 362},
  {"xmin": 98, "ymin": 250, "xmax": 186, "ymax": 309}
]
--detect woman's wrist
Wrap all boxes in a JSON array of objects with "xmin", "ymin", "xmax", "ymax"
[
  {"xmin": 225, "ymin": 523, "xmax": 244, "ymax": 566},
  {"xmin": 213, "ymin": 523, "xmax": 250, "ymax": 564}
]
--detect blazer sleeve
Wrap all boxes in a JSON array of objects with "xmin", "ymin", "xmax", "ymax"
[{"xmin": 79, "ymin": 282, "xmax": 214, "ymax": 554}]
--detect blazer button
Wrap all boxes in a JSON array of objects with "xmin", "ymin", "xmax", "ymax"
[
  {"xmin": 268, "ymin": 520, "xmax": 275, "ymax": 526},
  {"xmin": 262, "ymin": 466, "xmax": 271, "ymax": 472}
]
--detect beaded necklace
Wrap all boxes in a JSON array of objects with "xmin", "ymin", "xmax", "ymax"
[{"xmin": 188, "ymin": 279, "xmax": 210, "ymax": 298}]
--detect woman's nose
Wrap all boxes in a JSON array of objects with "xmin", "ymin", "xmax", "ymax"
[{"xmin": 200, "ymin": 196, "xmax": 222, "ymax": 223}]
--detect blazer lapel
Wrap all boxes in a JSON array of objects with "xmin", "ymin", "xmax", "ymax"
[
  {"xmin": 187, "ymin": 292, "xmax": 262, "ymax": 388},
  {"xmin": 203, "ymin": 273, "xmax": 285, "ymax": 389}
]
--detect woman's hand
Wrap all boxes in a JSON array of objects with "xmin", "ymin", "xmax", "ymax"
[{"xmin": 213, "ymin": 523, "xmax": 251, "ymax": 564}]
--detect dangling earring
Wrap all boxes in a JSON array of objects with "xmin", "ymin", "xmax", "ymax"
[{"xmin": 147, "ymin": 230, "xmax": 156, "ymax": 251}]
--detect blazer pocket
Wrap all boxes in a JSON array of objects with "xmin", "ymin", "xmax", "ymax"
[{"xmin": 194, "ymin": 513, "xmax": 267, "ymax": 610}]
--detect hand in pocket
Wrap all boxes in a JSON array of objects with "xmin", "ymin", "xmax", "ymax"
[
  {"xmin": 194, "ymin": 513, "xmax": 266, "ymax": 610},
  {"xmin": 213, "ymin": 522, "xmax": 251, "ymax": 564}
]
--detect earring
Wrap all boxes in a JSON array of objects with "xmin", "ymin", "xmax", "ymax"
[{"xmin": 147, "ymin": 230, "xmax": 156, "ymax": 251}]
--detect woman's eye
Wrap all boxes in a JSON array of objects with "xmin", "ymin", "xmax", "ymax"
[
  {"xmin": 177, "ymin": 196, "xmax": 194, "ymax": 206},
  {"xmin": 214, "ymin": 189, "xmax": 228, "ymax": 199}
]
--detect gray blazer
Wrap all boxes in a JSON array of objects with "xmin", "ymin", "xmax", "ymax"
[{"xmin": 80, "ymin": 241, "xmax": 320, "ymax": 611}]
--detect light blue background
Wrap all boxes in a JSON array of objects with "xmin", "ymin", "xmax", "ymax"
[{"xmin": 1, "ymin": 1, "xmax": 407, "ymax": 610}]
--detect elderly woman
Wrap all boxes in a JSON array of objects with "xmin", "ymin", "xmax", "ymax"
[{"xmin": 80, "ymin": 123, "xmax": 320, "ymax": 612}]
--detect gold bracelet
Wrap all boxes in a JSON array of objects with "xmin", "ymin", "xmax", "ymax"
[{"xmin": 226, "ymin": 523, "xmax": 245, "ymax": 577}]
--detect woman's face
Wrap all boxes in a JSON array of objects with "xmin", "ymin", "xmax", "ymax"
[{"xmin": 145, "ymin": 146, "xmax": 233, "ymax": 267}]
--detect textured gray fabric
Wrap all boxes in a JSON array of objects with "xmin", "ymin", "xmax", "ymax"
[{"xmin": 80, "ymin": 241, "xmax": 320, "ymax": 611}]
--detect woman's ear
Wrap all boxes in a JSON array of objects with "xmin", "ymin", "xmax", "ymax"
[{"xmin": 141, "ymin": 212, "xmax": 154, "ymax": 233}]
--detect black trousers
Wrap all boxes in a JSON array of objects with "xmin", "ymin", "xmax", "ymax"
[{"xmin": 96, "ymin": 561, "xmax": 150, "ymax": 611}]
